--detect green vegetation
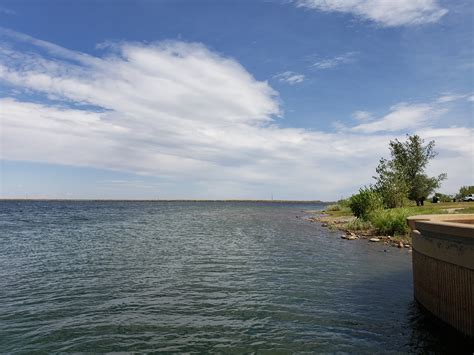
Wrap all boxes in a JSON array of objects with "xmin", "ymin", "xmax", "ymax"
[
  {"xmin": 320, "ymin": 135, "xmax": 472, "ymax": 241},
  {"xmin": 458, "ymin": 206, "xmax": 474, "ymax": 214},
  {"xmin": 373, "ymin": 135, "xmax": 446, "ymax": 207},
  {"xmin": 348, "ymin": 187, "xmax": 383, "ymax": 220},
  {"xmin": 433, "ymin": 192, "xmax": 453, "ymax": 203},
  {"xmin": 456, "ymin": 185, "xmax": 474, "ymax": 199},
  {"xmin": 325, "ymin": 204, "xmax": 344, "ymax": 211},
  {"xmin": 343, "ymin": 218, "xmax": 373, "ymax": 232},
  {"xmin": 326, "ymin": 201, "xmax": 473, "ymax": 238},
  {"xmin": 369, "ymin": 208, "xmax": 410, "ymax": 236}
]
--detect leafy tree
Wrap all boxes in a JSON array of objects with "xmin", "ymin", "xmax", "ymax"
[
  {"xmin": 374, "ymin": 135, "xmax": 446, "ymax": 206},
  {"xmin": 349, "ymin": 187, "xmax": 383, "ymax": 220},
  {"xmin": 373, "ymin": 158, "xmax": 409, "ymax": 208},
  {"xmin": 456, "ymin": 185, "xmax": 474, "ymax": 199}
]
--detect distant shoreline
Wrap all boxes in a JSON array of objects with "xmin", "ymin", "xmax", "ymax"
[{"xmin": 0, "ymin": 199, "xmax": 327, "ymax": 203}]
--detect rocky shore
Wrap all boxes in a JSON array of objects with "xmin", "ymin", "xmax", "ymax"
[{"xmin": 306, "ymin": 213, "xmax": 412, "ymax": 250}]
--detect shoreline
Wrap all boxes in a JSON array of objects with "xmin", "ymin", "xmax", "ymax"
[
  {"xmin": 306, "ymin": 212, "xmax": 413, "ymax": 249},
  {"xmin": 305, "ymin": 201, "xmax": 474, "ymax": 250}
]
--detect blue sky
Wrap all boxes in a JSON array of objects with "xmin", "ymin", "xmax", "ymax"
[{"xmin": 0, "ymin": 0, "xmax": 473, "ymax": 200}]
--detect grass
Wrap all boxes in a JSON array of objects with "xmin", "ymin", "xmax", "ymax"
[
  {"xmin": 370, "ymin": 202, "xmax": 474, "ymax": 236},
  {"xmin": 370, "ymin": 208, "xmax": 410, "ymax": 236},
  {"xmin": 321, "ymin": 204, "xmax": 353, "ymax": 217},
  {"xmin": 403, "ymin": 201, "xmax": 473, "ymax": 214},
  {"xmin": 321, "ymin": 201, "xmax": 474, "ymax": 239},
  {"xmin": 325, "ymin": 201, "xmax": 473, "ymax": 218},
  {"xmin": 343, "ymin": 218, "xmax": 373, "ymax": 232},
  {"xmin": 456, "ymin": 206, "xmax": 474, "ymax": 213}
]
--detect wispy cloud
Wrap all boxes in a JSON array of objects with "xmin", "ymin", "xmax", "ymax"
[
  {"xmin": 295, "ymin": 0, "xmax": 447, "ymax": 27},
  {"xmin": 350, "ymin": 102, "xmax": 446, "ymax": 134},
  {"xmin": 312, "ymin": 52, "xmax": 357, "ymax": 70},
  {"xmin": 436, "ymin": 93, "xmax": 467, "ymax": 103},
  {"xmin": 0, "ymin": 7, "xmax": 16, "ymax": 15},
  {"xmin": 0, "ymin": 29, "xmax": 471, "ymax": 199},
  {"xmin": 274, "ymin": 71, "xmax": 305, "ymax": 84},
  {"xmin": 352, "ymin": 110, "xmax": 373, "ymax": 121}
]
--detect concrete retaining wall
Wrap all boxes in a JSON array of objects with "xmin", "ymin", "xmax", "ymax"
[{"xmin": 407, "ymin": 214, "xmax": 474, "ymax": 339}]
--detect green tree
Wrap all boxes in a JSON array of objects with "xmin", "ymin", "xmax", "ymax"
[
  {"xmin": 373, "ymin": 158, "xmax": 409, "ymax": 208},
  {"xmin": 374, "ymin": 135, "xmax": 446, "ymax": 206},
  {"xmin": 456, "ymin": 185, "xmax": 474, "ymax": 199}
]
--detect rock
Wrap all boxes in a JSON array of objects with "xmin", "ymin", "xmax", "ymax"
[
  {"xmin": 398, "ymin": 242, "xmax": 404, "ymax": 248},
  {"xmin": 349, "ymin": 232, "xmax": 356, "ymax": 237},
  {"xmin": 369, "ymin": 238, "xmax": 380, "ymax": 242},
  {"xmin": 321, "ymin": 223, "xmax": 328, "ymax": 227},
  {"xmin": 342, "ymin": 235, "xmax": 358, "ymax": 240},
  {"xmin": 404, "ymin": 244, "xmax": 411, "ymax": 248}
]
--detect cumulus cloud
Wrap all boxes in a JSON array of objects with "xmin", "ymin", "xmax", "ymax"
[
  {"xmin": 274, "ymin": 71, "xmax": 306, "ymax": 84},
  {"xmin": 0, "ymin": 30, "xmax": 471, "ymax": 199},
  {"xmin": 313, "ymin": 52, "xmax": 357, "ymax": 70},
  {"xmin": 295, "ymin": 0, "xmax": 448, "ymax": 27}
]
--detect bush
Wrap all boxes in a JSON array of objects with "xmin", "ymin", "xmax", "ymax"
[
  {"xmin": 325, "ymin": 204, "xmax": 342, "ymax": 211},
  {"xmin": 369, "ymin": 208, "xmax": 410, "ymax": 236},
  {"xmin": 344, "ymin": 218, "xmax": 373, "ymax": 231},
  {"xmin": 433, "ymin": 192, "xmax": 452, "ymax": 203},
  {"xmin": 456, "ymin": 185, "xmax": 474, "ymax": 199},
  {"xmin": 379, "ymin": 184, "xmax": 410, "ymax": 208},
  {"xmin": 349, "ymin": 187, "xmax": 383, "ymax": 220},
  {"xmin": 337, "ymin": 198, "xmax": 351, "ymax": 208}
]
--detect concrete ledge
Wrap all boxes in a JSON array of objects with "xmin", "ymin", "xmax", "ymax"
[{"xmin": 407, "ymin": 214, "xmax": 474, "ymax": 339}]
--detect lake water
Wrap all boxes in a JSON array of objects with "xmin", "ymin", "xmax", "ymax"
[{"xmin": 0, "ymin": 201, "xmax": 471, "ymax": 352}]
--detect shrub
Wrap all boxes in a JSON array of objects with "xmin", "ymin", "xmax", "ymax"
[
  {"xmin": 433, "ymin": 192, "xmax": 452, "ymax": 203},
  {"xmin": 344, "ymin": 218, "xmax": 373, "ymax": 231},
  {"xmin": 325, "ymin": 204, "xmax": 342, "ymax": 211},
  {"xmin": 378, "ymin": 182, "xmax": 410, "ymax": 208},
  {"xmin": 369, "ymin": 208, "xmax": 410, "ymax": 236},
  {"xmin": 337, "ymin": 198, "xmax": 351, "ymax": 208},
  {"xmin": 349, "ymin": 187, "xmax": 383, "ymax": 220}
]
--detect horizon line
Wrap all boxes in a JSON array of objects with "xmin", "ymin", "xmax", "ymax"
[{"xmin": 0, "ymin": 198, "xmax": 328, "ymax": 203}]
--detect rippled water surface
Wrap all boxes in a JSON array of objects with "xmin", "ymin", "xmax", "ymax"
[{"xmin": 0, "ymin": 201, "xmax": 471, "ymax": 353}]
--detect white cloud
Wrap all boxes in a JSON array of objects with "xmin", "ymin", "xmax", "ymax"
[
  {"xmin": 274, "ymin": 71, "xmax": 306, "ymax": 84},
  {"xmin": 352, "ymin": 110, "xmax": 373, "ymax": 121},
  {"xmin": 0, "ymin": 30, "xmax": 471, "ymax": 199},
  {"xmin": 468, "ymin": 95, "xmax": 474, "ymax": 102},
  {"xmin": 313, "ymin": 52, "xmax": 357, "ymax": 69},
  {"xmin": 351, "ymin": 103, "xmax": 446, "ymax": 133},
  {"xmin": 436, "ymin": 94, "xmax": 466, "ymax": 103},
  {"xmin": 295, "ymin": 0, "xmax": 448, "ymax": 27}
]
